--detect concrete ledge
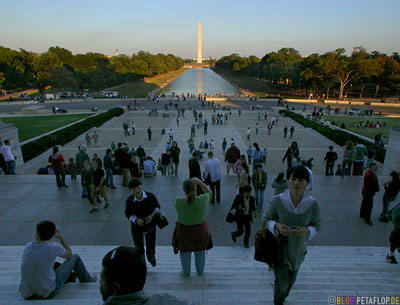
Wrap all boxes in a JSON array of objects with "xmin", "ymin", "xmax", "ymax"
[{"xmin": 21, "ymin": 106, "xmax": 45, "ymax": 115}]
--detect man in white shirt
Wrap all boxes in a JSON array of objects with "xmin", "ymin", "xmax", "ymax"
[
  {"xmin": 19, "ymin": 221, "xmax": 96, "ymax": 299},
  {"xmin": 0, "ymin": 140, "xmax": 15, "ymax": 174},
  {"xmin": 203, "ymin": 151, "xmax": 221, "ymax": 204},
  {"xmin": 246, "ymin": 127, "xmax": 251, "ymax": 141}
]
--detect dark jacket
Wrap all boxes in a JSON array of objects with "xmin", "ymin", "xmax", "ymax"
[
  {"xmin": 362, "ymin": 170, "xmax": 380, "ymax": 197},
  {"xmin": 188, "ymin": 158, "xmax": 201, "ymax": 179},
  {"xmin": 125, "ymin": 192, "xmax": 160, "ymax": 232},
  {"xmin": 225, "ymin": 146, "xmax": 240, "ymax": 163},
  {"xmin": 120, "ymin": 151, "xmax": 132, "ymax": 169},
  {"xmin": 282, "ymin": 146, "xmax": 299, "ymax": 164},
  {"xmin": 231, "ymin": 194, "xmax": 256, "ymax": 223},
  {"xmin": 103, "ymin": 154, "xmax": 114, "ymax": 169},
  {"xmin": 114, "ymin": 147, "xmax": 124, "ymax": 166},
  {"xmin": 136, "ymin": 147, "xmax": 146, "ymax": 158},
  {"xmin": 385, "ymin": 179, "xmax": 400, "ymax": 198},
  {"xmin": 81, "ymin": 168, "xmax": 93, "ymax": 188},
  {"xmin": 0, "ymin": 153, "xmax": 6, "ymax": 172},
  {"xmin": 252, "ymin": 170, "xmax": 268, "ymax": 190},
  {"xmin": 161, "ymin": 153, "xmax": 171, "ymax": 165},
  {"xmin": 75, "ymin": 151, "xmax": 89, "ymax": 171},
  {"xmin": 170, "ymin": 146, "xmax": 181, "ymax": 163}
]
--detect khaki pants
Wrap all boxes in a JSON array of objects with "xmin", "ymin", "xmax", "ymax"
[
  {"xmin": 122, "ymin": 168, "xmax": 130, "ymax": 186},
  {"xmin": 91, "ymin": 185, "xmax": 108, "ymax": 208}
]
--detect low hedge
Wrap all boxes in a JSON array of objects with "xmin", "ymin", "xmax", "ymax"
[
  {"xmin": 279, "ymin": 110, "xmax": 386, "ymax": 163},
  {"xmin": 22, "ymin": 107, "xmax": 124, "ymax": 162}
]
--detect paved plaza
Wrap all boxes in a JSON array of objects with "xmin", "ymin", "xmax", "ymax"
[{"xmin": 0, "ymin": 107, "xmax": 396, "ymax": 247}]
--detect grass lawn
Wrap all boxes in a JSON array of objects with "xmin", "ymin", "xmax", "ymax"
[
  {"xmin": 1, "ymin": 114, "xmax": 93, "ymax": 142},
  {"xmin": 117, "ymin": 69, "xmax": 185, "ymax": 98},
  {"xmin": 324, "ymin": 115, "xmax": 400, "ymax": 143}
]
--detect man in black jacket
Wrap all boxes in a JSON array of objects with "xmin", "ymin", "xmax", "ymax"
[
  {"xmin": 189, "ymin": 152, "xmax": 202, "ymax": 179},
  {"xmin": 114, "ymin": 143, "xmax": 124, "ymax": 174},
  {"xmin": 120, "ymin": 146, "xmax": 132, "ymax": 187},
  {"xmin": 136, "ymin": 145, "xmax": 146, "ymax": 169},
  {"xmin": 103, "ymin": 149, "xmax": 116, "ymax": 189},
  {"xmin": 230, "ymin": 185, "xmax": 256, "ymax": 248},
  {"xmin": 125, "ymin": 178, "xmax": 161, "ymax": 267}
]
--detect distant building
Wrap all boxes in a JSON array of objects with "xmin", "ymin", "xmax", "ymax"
[{"xmin": 106, "ymin": 49, "xmax": 129, "ymax": 58}]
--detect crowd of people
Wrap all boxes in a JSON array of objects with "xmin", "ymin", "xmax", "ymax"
[{"xmin": 3, "ymin": 104, "xmax": 400, "ymax": 305}]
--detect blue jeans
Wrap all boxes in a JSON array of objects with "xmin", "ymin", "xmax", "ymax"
[
  {"xmin": 6, "ymin": 160, "xmax": 15, "ymax": 174},
  {"xmin": 341, "ymin": 160, "xmax": 352, "ymax": 177},
  {"xmin": 180, "ymin": 251, "xmax": 206, "ymax": 277},
  {"xmin": 47, "ymin": 254, "xmax": 93, "ymax": 299},
  {"xmin": 273, "ymin": 264, "xmax": 299, "ymax": 305},
  {"xmin": 105, "ymin": 167, "xmax": 114, "ymax": 187},
  {"xmin": 255, "ymin": 188, "xmax": 265, "ymax": 209}
]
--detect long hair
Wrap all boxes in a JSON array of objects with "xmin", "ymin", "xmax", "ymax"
[
  {"xmin": 253, "ymin": 142, "xmax": 260, "ymax": 151},
  {"xmin": 345, "ymin": 141, "xmax": 354, "ymax": 150},
  {"xmin": 242, "ymin": 161, "xmax": 249, "ymax": 174},
  {"xmin": 183, "ymin": 179, "xmax": 196, "ymax": 204}
]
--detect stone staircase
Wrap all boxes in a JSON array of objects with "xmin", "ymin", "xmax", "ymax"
[{"xmin": 0, "ymin": 246, "xmax": 399, "ymax": 305}]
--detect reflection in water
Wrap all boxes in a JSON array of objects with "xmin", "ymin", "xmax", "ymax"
[
  {"xmin": 197, "ymin": 69, "xmax": 202, "ymax": 94},
  {"xmin": 163, "ymin": 68, "xmax": 239, "ymax": 96}
]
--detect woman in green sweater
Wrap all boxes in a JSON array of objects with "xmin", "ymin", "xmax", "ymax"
[
  {"xmin": 263, "ymin": 165, "xmax": 321, "ymax": 305},
  {"xmin": 173, "ymin": 178, "xmax": 213, "ymax": 277}
]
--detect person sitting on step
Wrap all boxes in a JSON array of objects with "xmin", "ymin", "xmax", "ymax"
[
  {"xmin": 19, "ymin": 220, "xmax": 96, "ymax": 300},
  {"xmin": 100, "ymin": 246, "xmax": 190, "ymax": 304}
]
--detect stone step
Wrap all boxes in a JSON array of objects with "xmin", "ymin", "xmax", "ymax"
[{"xmin": 0, "ymin": 246, "xmax": 399, "ymax": 304}]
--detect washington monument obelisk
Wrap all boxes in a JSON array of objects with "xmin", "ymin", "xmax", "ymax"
[{"xmin": 197, "ymin": 21, "xmax": 202, "ymax": 64}]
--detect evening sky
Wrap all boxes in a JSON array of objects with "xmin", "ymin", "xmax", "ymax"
[{"xmin": 0, "ymin": 0, "xmax": 399, "ymax": 58}]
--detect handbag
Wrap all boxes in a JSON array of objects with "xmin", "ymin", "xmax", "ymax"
[
  {"xmin": 225, "ymin": 211, "xmax": 235, "ymax": 223},
  {"xmin": 254, "ymin": 224, "xmax": 282, "ymax": 267},
  {"xmin": 155, "ymin": 213, "xmax": 169, "ymax": 229}
]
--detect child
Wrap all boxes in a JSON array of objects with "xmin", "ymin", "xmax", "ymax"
[
  {"xmin": 67, "ymin": 158, "xmax": 77, "ymax": 180},
  {"xmin": 210, "ymin": 140, "xmax": 215, "ymax": 149}
]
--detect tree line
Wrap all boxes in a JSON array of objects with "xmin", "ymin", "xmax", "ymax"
[
  {"xmin": 0, "ymin": 46, "xmax": 184, "ymax": 93},
  {"xmin": 216, "ymin": 47, "xmax": 400, "ymax": 99}
]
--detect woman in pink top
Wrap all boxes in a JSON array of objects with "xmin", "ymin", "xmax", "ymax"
[{"xmin": 48, "ymin": 146, "xmax": 67, "ymax": 188}]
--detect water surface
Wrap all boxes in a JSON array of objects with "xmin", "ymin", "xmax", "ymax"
[{"xmin": 163, "ymin": 68, "xmax": 239, "ymax": 96}]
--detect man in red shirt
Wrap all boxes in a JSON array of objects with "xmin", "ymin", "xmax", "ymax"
[
  {"xmin": 360, "ymin": 163, "xmax": 380, "ymax": 225},
  {"xmin": 48, "ymin": 146, "xmax": 67, "ymax": 188}
]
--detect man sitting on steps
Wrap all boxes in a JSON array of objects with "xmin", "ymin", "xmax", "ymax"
[
  {"xmin": 19, "ymin": 220, "xmax": 96, "ymax": 299},
  {"xmin": 100, "ymin": 246, "xmax": 190, "ymax": 305}
]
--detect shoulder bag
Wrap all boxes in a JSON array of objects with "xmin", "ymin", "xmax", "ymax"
[
  {"xmin": 155, "ymin": 213, "xmax": 169, "ymax": 229},
  {"xmin": 254, "ymin": 224, "xmax": 282, "ymax": 267}
]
